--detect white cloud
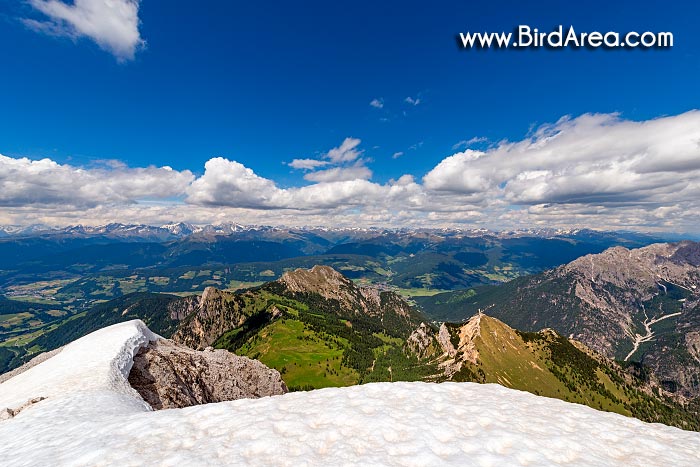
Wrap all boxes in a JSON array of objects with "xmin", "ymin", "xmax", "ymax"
[
  {"xmin": 3, "ymin": 111, "xmax": 700, "ymax": 231},
  {"xmin": 0, "ymin": 154, "xmax": 193, "ymax": 208},
  {"xmin": 24, "ymin": 0, "xmax": 144, "ymax": 61},
  {"xmin": 392, "ymin": 152, "xmax": 404, "ymax": 159},
  {"xmin": 186, "ymin": 157, "xmax": 408, "ymax": 210},
  {"xmin": 324, "ymin": 137, "xmax": 363, "ymax": 164},
  {"xmin": 405, "ymin": 96, "xmax": 421, "ymax": 106},
  {"xmin": 185, "ymin": 158, "xmax": 280, "ymax": 209},
  {"xmin": 287, "ymin": 159, "xmax": 329, "ymax": 170},
  {"xmin": 303, "ymin": 166, "xmax": 372, "ymax": 183},
  {"xmin": 287, "ymin": 138, "xmax": 371, "ymax": 184},
  {"xmin": 424, "ymin": 111, "xmax": 700, "ymax": 209},
  {"xmin": 369, "ymin": 98, "xmax": 384, "ymax": 109},
  {"xmin": 452, "ymin": 137, "xmax": 488, "ymax": 150}
]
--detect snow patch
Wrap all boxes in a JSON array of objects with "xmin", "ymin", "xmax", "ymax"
[
  {"xmin": 1, "ymin": 321, "xmax": 699, "ymax": 466},
  {"xmin": 0, "ymin": 320, "xmax": 158, "ymax": 415}
]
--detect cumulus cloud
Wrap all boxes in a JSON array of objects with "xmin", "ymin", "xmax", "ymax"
[
  {"xmin": 369, "ymin": 98, "xmax": 384, "ymax": 109},
  {"xmin": 3, "ymin": 111, "xmax": 700, "ymax": 231},
  {"xmin": 392, "ymin": 152, "xmax": 404, "ymax": 159},
  {"xmin": 425, "ymin": 111, "xmax": 700, "ymax": 209},
  {"xmin": 24, "ymin": 0, "xmax": 144, "ymax": 61},
  {"xmin": 185, "ymin": 158, "xmax": 279, "ymax": 209},
  {"xmin": 186, "ymin": 157, "xmax": 415, "ymax": 211},
  {"xmin": 405, "ymin": 96, "xmax": 421, "ymax": 106},
  {"xmin": 0, "ymin": 154, "xmax": 193, "ymax": 208}
]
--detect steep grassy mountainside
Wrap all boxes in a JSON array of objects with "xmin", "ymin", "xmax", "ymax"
[
  {"xmin": 417, "ymin": 314, "xmax": 700, "ymax": 431},
  {"xmin": 418, "ymin": 241, "xmax": 700, "ymax": 398},
  {"xmin": 174, "ymin": 266, "xmax": 435, "ymax": 390}
]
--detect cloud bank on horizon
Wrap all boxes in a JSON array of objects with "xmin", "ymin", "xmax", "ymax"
[
  {"xmin": 2, "ymin": 110, "xmax": 700, "ymax": 231},
  {"xmin": 23, "ymin": 0, "xmax": 143, "ymax": 61}
]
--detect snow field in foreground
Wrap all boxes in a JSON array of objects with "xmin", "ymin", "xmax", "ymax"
[{"xmin": 0, "ymin": 320, "xmax": 699, "ymax": 466}]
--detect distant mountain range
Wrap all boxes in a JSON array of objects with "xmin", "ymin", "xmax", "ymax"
[
  {"xmin": 2, "ymin": 222, "xmax": 691, "ymax": 243},
  {"xmin": 0, "ymin": 224, "xmax": 672, "ymax": 295}
]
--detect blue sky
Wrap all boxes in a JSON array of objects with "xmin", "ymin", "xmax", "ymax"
[{"xmin": 1, "ymin": 1, "xmax": 699, "ymax": 230}]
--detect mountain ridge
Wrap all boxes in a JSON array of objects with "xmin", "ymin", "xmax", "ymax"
[{"xmin": 418, "ymin": 241, "xmax": 700, "ymax": 398}]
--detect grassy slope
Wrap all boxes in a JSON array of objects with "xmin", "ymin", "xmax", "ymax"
[
  {"xmin": 237, "ymin": 318, "xmax": 358, "ymax": 389},
  {"xmin": 213, "ymin": 290, "xmax": 437, "ymax": 391},
  {"xmin": 468, "ymin": 317, "xmax": 630, "ymax": 415},
  {"xmin": 449, "ymin": 316, "xmax": 700, "ymax": 430}
]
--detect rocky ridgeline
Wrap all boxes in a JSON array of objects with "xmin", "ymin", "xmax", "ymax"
[
  {"xmin": 170, "ymin": 265, "xmax": 422, "ymax": 352},
  {"xmin": 281, "ymin": 265, "xmax": 385, "ymax": 316},
  {"xmin": 279, "ymin": 265, "xmax": 417, "ymax": 324},
  {"xmin": 564, "ymin": 241, "xmax": 700, "ymax": 302},
  {"xmin": 555, "ymin": 242, "xmax": 700, "ymax": 396}
]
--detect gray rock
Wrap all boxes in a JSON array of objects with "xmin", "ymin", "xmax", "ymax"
[
  {"xmin": 128, "ymin": 339, "xmax": 287, "ymax": 410},
  {"xmin": 406, "ymin": 323, "xmax": 434, "ymax": 359}
]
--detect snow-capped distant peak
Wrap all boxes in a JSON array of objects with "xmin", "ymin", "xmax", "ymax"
[{"xmin": 160, "ymin": 222, "xmax": 196, "ymax": 235}]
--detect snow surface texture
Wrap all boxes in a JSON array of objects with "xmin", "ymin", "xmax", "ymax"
[{"xmin": 1, "ymin": 320, "xmax": 699, "ymax": 467}]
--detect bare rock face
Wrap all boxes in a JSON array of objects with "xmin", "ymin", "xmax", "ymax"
[
  {"xmin": 437, "ymin": 323, "xmax": 457, "ymax": 358},
  {"xmin": 171, "ymin": 288, "xmax": 253, "ymax": 350},
  {"xmin": 278, "ymin": 265, "xmax": 416, "ymax": 323},
  {"xmin": 405, "ymin": 323, "xmax": 434, "ymax": 359},
  {"xmin": 479, "ymin": 241, "xmax": 700, "ymax": 398},
  {"xmin": 128, "ymin": 339, "xmax": 287, "ymax": 410},
  {"xmin": 436, "ymin": 315, "xmax": 483, "ymax": 378},
  {"xmin": 279, "ymin": 265, "xmax": 370, "ymax": 313}
]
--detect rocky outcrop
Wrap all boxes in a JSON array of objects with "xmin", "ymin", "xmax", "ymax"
[
  {"xmin": 279, "ymin": 265, "xmax": 379, "ymax": 315},
  {"xmin": 566, "ymin": 242, "xmax": 700, "ymax": 292},
  {"xmin": 167, "ymin": 295, "xmax": 200, "ymax": 321},
  {"xmin": 171, "ymin": 288, "xmax": 254, "ymax": 350},
  {"xmin": 456, "ymin": 313, "xmax": 482, "ymax": 365},
  {"xmin": 128, "ymin": 339, "xmax": 287, "ymax": 410},
  {"xmin": 405, "ymin": 323, "xmax": 434, "ymax": 359},
  {"xmin": 436, "ymin": 315, "xmax": 483, "ymax": 377},
  {"xmin": 437, "ymin": 323, "xmax": 457, "ymax": 358},
  {"xmin": 280, "ymin": 265, "xmax": 352, "ymax": 298}
]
